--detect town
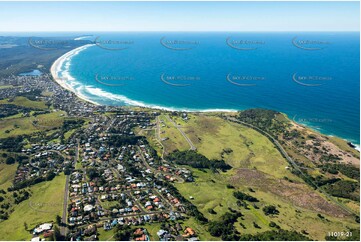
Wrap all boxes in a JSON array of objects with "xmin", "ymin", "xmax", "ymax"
[
  {"xmin": 1, "ymin": 73, "xmax": 360, "ymax": 242},
  {"xmin": 0, "ymin": 74, "xmax": 200, "ymax": 241}
]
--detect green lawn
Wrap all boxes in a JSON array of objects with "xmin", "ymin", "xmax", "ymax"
[
  {"xmin": 0, "ymin": 174, "xmax": 66, "ymax": 240},
  {"xmin": 0, "ymin": 163, "xmax": 17, "ymax": 190},
  {"xmin": 0, "ymin": 111, "xmax": 66, "ymax": 138},
  {"xmin": 178, "ymin": 114, "xmax": 302, "ymax": 181},
  {"xmin": 97, "ymin": 229, "xmax": 115, "ymax": 241},
  {"xmin": 159, "ymin": 115, "xmax": 190, "ymax": 153},
  {"xmin": 176, "ymin": 169, "xmax": 239, "ymax": 221},
  {"xmin": 0, "ymin": 96, "xmax": 47, "ymax": 109}
]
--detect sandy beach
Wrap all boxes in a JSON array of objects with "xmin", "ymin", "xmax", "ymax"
[{"xmin": 50, "ymin": 44, "xmax": 99, "ymax": 105}]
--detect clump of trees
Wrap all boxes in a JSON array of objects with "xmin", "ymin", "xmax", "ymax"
[
  {"xmin": 320, "ymin": 163, "xmax": 360, "ymax": 180},
  {"xmin": 323, "ymin": 180, "xmax": 359, "ymax": 201},
  {"xmin": 167, "ymin": 150, "xmax": 231, "ymax": 172},
  {"xmin": 208, "ymin": 211, "xmax": 242, "ymax": 240},
  {"xmin": 237, "ymin": 109, "xmax": 288, "ymax": 136},
  {"xmin": 106, "ymin": 135, "xmax": 141, "ymax": 147},
  {"xmin": 114, "ymin": 225, "xmax": 132, "ymax": 240},
  {"xmin": 262, "ymin": 205, "xmax": 280, "ymax": 216},
  {"xmin": 233, "ymin": 191, "xmax": 259, "ymax": 202},
  {"xmin": 5, "ymin": 157, "xmax": 15, "ymax": 165}
]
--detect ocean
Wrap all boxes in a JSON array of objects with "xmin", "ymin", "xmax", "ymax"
[{"xmin": 55, "ymin": 32, "xmax": 360, "ymax": 145}]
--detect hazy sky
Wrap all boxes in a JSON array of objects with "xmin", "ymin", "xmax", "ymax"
[{"xmin": 0, "ymin": 1, "xmax": 359, "ymax": 32}]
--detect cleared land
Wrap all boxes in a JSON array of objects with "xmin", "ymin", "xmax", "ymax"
[
  {"xmin": 0, "ymin": 111, "xmax": 66, "ymax": 138},
  {"xmin": 0, "ymin": 96, "xmax": 47, "ymax": 109},
  {"xmin": 0, "ymin": 174, "xmax": 66, "ymax": 240},
  {"xmin": 158, "ymin": 114, "xmax": 190, "ymax": 154},
  {"xmin": 0, "ymin": 163, "xmax": 17, "ymax": 190},
  {"xmin": 154, "ymin": 113, "xmax": 360, "ymax": 240}
]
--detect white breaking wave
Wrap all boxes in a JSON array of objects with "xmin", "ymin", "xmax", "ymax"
[
  {"xmin": 52, "ymin": 43, "xmax": 360, "ymax": 147},
  {"xmin": 83, "ymin": 86, "xmax": 238, "ymax": 113}
]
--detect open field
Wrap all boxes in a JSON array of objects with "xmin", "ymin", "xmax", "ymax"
[
  {"xmin": 169, "ymin": 114, "xmax": 303, "ymax": 181},
  {"xmin": 97, "ymin": 229, "xmax": 115, "ymax": 241},
  {"xmin": 0, "ymin": 174, "xmax": 66, "ymax": 240},
  {"xmin": 175, "ymin": 168, "xmax": 358, "ymax": 240},
  {"xmin": 157, "ymin": 113, "xmax": 360, "ymax": 240},
  {"xmin": 0, "ymin": 85, "xmax": 18, "ymax": 89},
  {"xmin": 0, "ymin": 163, "xmax": 17, "ymax": 190},
  {"xmin": 176, "ymin": 169, "xmax": 239, "ymax": 221},
  {"xmin": 0, "ymin": 111, "xmax": 66, "ymax": 138},
  {"xmin": 158, "ymin": 115, "xmax": 190, "ymax": 153},
  {"xmin": 0, "ymin": 96, "xmax": 47, "ymax": 109}
]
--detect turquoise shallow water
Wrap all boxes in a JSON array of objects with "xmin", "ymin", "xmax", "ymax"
[{"xmin": 57, "ymin": 32, "xmax": 360, "ymax": 145}]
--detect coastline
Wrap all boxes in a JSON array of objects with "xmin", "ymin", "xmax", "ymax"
[
  {"xmin": 50, "ymin": 44, "xmax": 99, "ymax": 106},
  {"xmin": 49, "ymin": 45, "xmax": 360, "ymax": 150}
]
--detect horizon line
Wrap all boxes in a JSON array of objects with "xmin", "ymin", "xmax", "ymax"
[{"xmin": 0, "ymin": 30, "xmax": 360, "ymax": 33}]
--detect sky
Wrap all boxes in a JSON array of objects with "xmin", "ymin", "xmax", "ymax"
[{"xmin": 0, "ymin": 1, "xmax": 359, "ymax": 32}]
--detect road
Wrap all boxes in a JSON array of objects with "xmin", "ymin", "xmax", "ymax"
[
  {"xmin": 136, "ymin": 146, "xmax": 185, "ymax": 183},
  {"xmin": 226, "ymin": 117, "xmax": 356, "ymax": 216},
  {"xmin": 60, "ymin": 139, "xmax": 79, "ymax": 236},
  {"xmin": 155, "ymin": 116, "xmax": 166, "ymax": 160},
  {"xmin": 165, "ymin": 115, "xmax": 196, "ymax": 150}
]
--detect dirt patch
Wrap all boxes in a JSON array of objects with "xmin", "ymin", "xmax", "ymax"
[
  {"xmin": 194, "ymin": 116, "xmax": 222, "ymax": 135},
  {"xmin": 289, "ymin": 123, "xmax": 359, "ymax": 167},
  {"xmin": 230, "ymin": 168, "xmax": 350, "ymax": 218}
]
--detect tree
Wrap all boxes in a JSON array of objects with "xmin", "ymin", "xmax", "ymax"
[
  {"xmin": 263, "ymin": 205, "xmax": 280, "ymax": 216},
  {"xmin": 56, "ymin": 215, "xmax": 62, "ymax": 225},
  {"xmin": 5, "ymin": 157, "xmax": 15, "ymax": 165},
  {"xmin": 52, "ymin": 225, "xmax": 64, "ymax": 241}
]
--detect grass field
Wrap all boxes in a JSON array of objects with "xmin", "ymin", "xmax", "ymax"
[
  {"xmin": 97, "ymin": 229, "xmax": 115, "ymax": 241},
  {"xmin": 0, "ymin": 85, "xmax": 16, "ymax": 89},
  {"xmin": 0, "ymin": 163, "xmax": 17, "ymax": 190},
  {"xmin": 172, "ymin": 114, "xmax": 303, "ymax": 181},
  {"xmin": 175, "ymin": 168, "xmax": 358, "ymax": 240},
  {"xmin": 0, "ymin": 111, "xmax": 66, "ymax": 138},
  {"xmin": 160, "ymin": 113, "xmax": 360, "ymax": 240},
  {"xmin": 0, "ymin": 174, "xmax": 66, "ymax": 241},
  {"xmin": 0, "ymin": 96, "xmax": 47, "ymax": 109},
  {"xmin": 159, "ymin": 115, "xmax": 190, "ymax": 153},
  {"xmin": 176, "ymin": 169, "xmax": 239, "ymax": 221}
]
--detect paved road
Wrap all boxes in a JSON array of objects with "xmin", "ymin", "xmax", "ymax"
[
  {"xmin": 137, "ymin": 146, "xmax": 185, "ymax": 183},
  {"xmin": 60, "ymin": 140, "xmax": 79, "ymax": 236},
  {"xmin": 226, "ymin": 117, "xmax": 356, "ymax": 216},
  {"xmin": 165, "ymin": 115, "xmax": 196, "ymax": 150},
  {"xmin": 155, "ymin": 116, "xmax": 166, "ymax": 159}
]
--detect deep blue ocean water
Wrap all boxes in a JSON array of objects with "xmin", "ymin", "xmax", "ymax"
[{"xmin": 57, "ymin": 32, "xmax": 360, "ymax": 145}]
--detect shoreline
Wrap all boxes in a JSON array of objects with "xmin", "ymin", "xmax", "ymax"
[
  {"xmin": 50, "ymin": 43, "xmax": 99, "ymax": 106},
  {"xmin": 49, "ymin": 45, "xmax": 360, "ymax": 150}
]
